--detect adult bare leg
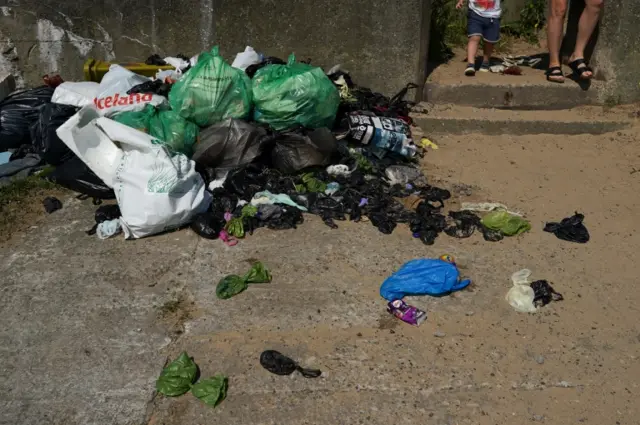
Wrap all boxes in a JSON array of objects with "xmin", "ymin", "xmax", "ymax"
[
  {"xmin": 547, "ymin": 0, "xmax": 568, "ymax": 82},
  {"xmin": 569, "ymin": 0, "xmax": 604, "ymax": 79}
]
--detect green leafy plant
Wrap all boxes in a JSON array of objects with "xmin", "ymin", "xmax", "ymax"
[{"xmin": 155, "ymin": 352, "xmax": 228, "ymax": 409}]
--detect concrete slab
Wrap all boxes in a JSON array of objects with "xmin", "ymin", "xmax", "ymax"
[{"xmin": 413, "ymin": 104, "xmax": 633, "ymax": 135}]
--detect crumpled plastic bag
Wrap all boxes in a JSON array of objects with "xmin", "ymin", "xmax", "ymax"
[
  {"xmin": 380, "ymin": 259, "xmax": 471, "ymax": 301},
  {"xmin": 269, "ymin": 127, "xmax": 337, "ymax": 174},
  {"xmin": 0, "ymin": 86, "xmax": 54, "ymax": 150},
  {"xmin": 216, "ymin": 262, "xmax": 272, "ymax": 299},
  {"xmin": 192, "ymin": 118, "xmax": 267, "ymax": 181},
  {"xmin": 544, "ymin": 212, "xmax": 589, "ymax": 243},
  {"xmin": 113, "ymin": 106, "xmax": 199, "ymax": 156},
  {"xmin": 505, "ymin": 269, "xmax": 537, "ymax": 313},
  {"xmin": 481, "ymin": 211, "xmax": 531, "ymax": 236},
  {"xmin": 259, "ymin": 350, "xmax": 322, "ymax": 378},
  {"xmin": 169, "ymin": 46, "xmax": 252, "ymax": 126},
  {"xmin": 31, "ymin": 103, "xmax": 79, "ymax": 165},
  {"xmin": 252, "ymin": 54, "xmax": 339, "ymax": 130}
]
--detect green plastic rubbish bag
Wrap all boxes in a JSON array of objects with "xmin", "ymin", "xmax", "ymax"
[
  {"xmin": 112, "ymin": 105, "xmax": 155, "ymax": 133},
  {"xmin": 481, "ymin": 211, "xmax": 531, "ymax": 236},
  {"xmin": 148, "ymin": 110, "xmax": 199, "ymax": 156},
  {"xmin": 252, "ymin": 54, "xmax": 340, "ymax": 131},
  {"xmin": 216, "ymin": 262, "xmax": 272, "ymax": 299},
  {"xmin": 169, "ymin": 46, "xmax": 252, "ymax": 127}
]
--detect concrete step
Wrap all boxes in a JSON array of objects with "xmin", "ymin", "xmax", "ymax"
[
  {"xmin": 425, "ymin": 55, "xmax": 603, "ymax": 110},
  {"xmin": 412, "ymin": 104, "xmax": 634, "ymax": 135},
  {"xmin": 424, "ymin": 80, "xmax": 602, "ymax": 110}
]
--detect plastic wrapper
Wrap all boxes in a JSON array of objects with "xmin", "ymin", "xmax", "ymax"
[{"xmin": 216, "ymin": 261, "xmax": 272, "ymax": 299}]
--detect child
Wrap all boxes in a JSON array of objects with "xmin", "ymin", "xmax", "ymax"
[{"xmin": 456, "ymin": 0, "xmax": 502, "ymax": 76}]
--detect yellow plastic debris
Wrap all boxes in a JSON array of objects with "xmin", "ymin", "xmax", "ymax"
[{"xmin": 420, "ymin": 137, "xmax": 439, "ymax": 150}]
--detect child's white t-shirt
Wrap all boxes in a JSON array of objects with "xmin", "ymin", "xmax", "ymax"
[{"xmin": 469, "ymin": 0, "xmax": 502, "ymax": 18}]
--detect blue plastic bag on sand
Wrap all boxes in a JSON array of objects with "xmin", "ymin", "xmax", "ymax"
[{"xmin": 380, "ymin": 259, "xmax": 471, "ymax": 301}]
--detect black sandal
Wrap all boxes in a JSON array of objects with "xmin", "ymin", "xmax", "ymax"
[
  {"xmin": 568, "ymin": 58, "xmax": 593, "ymax": 80},
  {"xmin": 546, "ymin": 66, "xmax": 565, "ymax": 83}
]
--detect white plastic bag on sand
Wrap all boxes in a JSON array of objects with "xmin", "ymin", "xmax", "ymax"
[
  {"xmin": 57, "ymin": 106, "xmax": 211, "ymax": 239},
  {"xmin": 93, "ymin": 65, "xmax": 167, "ymax": 116},
  {"xmin": 52, "ymin": 82, "xmax": 99, "ymax": 107},
  {"xmin": 506, "ymin": 269, "xmax": 537, "ymax": 313},
  {"xmin": 232, "ymin": 46, "xmax": 261, "ymax": 70}
]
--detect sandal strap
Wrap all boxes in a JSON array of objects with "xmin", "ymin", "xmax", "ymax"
[
  {"xmin": 569, "ymin": 58, "xmax": 592, "ymax": 73},
  {"xmin": 546, "ymin": 66, "xmax": 563, "ymax": 75}
]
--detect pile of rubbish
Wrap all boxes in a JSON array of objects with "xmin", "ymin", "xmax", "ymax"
[{"xmin": 1, "ymin": 44, "xmax": 532, "ymax": 244}]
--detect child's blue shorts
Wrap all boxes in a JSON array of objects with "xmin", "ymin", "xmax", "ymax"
[{"xmin": 467, "ymin": 10, "xmax": 500, "ymax": 43}]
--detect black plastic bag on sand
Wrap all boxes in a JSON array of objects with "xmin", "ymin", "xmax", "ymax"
[
  {"xmin": 270, "ymin": 127, "xmax": 337, "ymax": 174},
  {"xmin": 531, "ymin": 280, "xmax": 564, "ymax": 307},
  {"xmin": 1, "ymin": 86, "xmax": 54, "ymax": 150},
  {"xmin": 48, "ymin": 157, "xmax": 115, "ymax": 201},
  {"xmin": 544, "ymin": 212, "xmax": 589, "ymax": 243},
  {"xmin": 30, "ymin": 103, "xmax": 79, "ymax": 165},
  {"xmin": 86, "ymin": 204, "xmax": 121, "ymax": 235},
  {"xmin": 193, "ymin": 119, "xmax": 267, "ymax": 181},
  {"xmin": 43, "ymin": 197, "xmax": 62, "ymax": 214},
  {"xmin": 191, "ymin": 212, "xmax": 225, "ymax": 239},
  {"xmin": 260, "ymin": 350, "xmax": 321, "ymax": 378}
]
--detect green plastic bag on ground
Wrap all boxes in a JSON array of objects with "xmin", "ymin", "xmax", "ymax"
[
  {"xmin": 112, "ymin": 105, "xmax": 155, "ymax": 133},
  {"xmin": 149, "ymin": 110, "xmax": 199, "ymax": 156},
  {"xmin": 169, "ymin": 46, "xmax": 252, "ymax": 126},
  {"xmin": 252, "ymin": 54, "xmax": 340, "ymax": 131},
  {"xmin": 216, "ymin": 262, "xmax": 272, "ymax": 299},
  {"xmin": 481, "ymin": 211, "xmax": 531, "ymax": 236}
]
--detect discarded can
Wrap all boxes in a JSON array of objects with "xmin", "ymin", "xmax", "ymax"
[{"xmin": 387, "ymin": 300, "xmax": 427, "ymax": 326}]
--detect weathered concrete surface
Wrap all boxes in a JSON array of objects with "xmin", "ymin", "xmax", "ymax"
[
  {"xmin": 0, "ymin": 0, "xmax": 427, "ymax": 96},
  {"xmin": 589, "ymin": 0, "xmax": 640, "ymax": 103},
  {"xmin": 3, "ymin": 128, "xmax": 640, "ymax": 425},
  {"xmin": 0, "ymin": 72, "xmax": 16, "ymax": 102},
  {"xmin": 414, "ymin": 104, "xmax": 633, "ymax": 135}
]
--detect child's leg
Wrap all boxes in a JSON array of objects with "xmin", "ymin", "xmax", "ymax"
[
  {"xmin": 482, "ymin": 42, "xmax": 494, "ymax": 65},
  {"xmin": 467, "ymin": 36, "xmax": 481, "ymax": 65}
]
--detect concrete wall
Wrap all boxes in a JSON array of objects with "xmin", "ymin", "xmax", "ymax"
[
  {"xmin": 589, "ymin": 0, "xmax": 640, "ymax": 103},
  {"xmin": 0, "ymin": 0, "xmax": 429, "ymax": 97}
]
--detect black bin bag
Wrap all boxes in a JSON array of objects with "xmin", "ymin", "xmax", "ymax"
[
  {"xmin": 0, "ymin": 86, "xmax": 55, "ymax": 151},
  {"xmin": 192, "ymin": 118, "xmax": 267, "ymax": 181},
  {"xmin": 30, "ymin": 103, "xmax": 79, "ymax": 165},
  {"xmin": 270, "ymin": 127, "xmax": 337, "ymax": 174},
  {"xmin": 48, "ymin": 156, "xmax": 115, "ymax": 201}
]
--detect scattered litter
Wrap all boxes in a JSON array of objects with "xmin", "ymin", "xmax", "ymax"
[
  {"xmin": 85, "ymin": 204, "xmax": 121, "ymax": 235},
  {"xmin": 348, "ymin": 113, "xmax": 416, "ymax": 157},
  {"xmin": 544, "ymin": 212, "xmax": 589, "ymax": 243},
  {"xmin": 535, "ymin": 355, "xmax": 545, "ymax": 365},
  {"xmin": 270, "ymin": 127, "xmax": 337, "ymax": 174},
  {"xmin": 216, "ymin": 261, "xmax": 272, "ymax": 299},
  {"xmin": 387, "ymin": 300, "xmax": 427, "ymax": 326},
  {"xmin": 251, "ymin": 191, "xmax": 308, "ymax": 211},
  {"xmin": 506, "ymin": 269, "xmax": 537, "ymax": 313},
  {"xmin": 504, "ymin": 66, "xmax": 523, "ymax": 75},
  {"xmin": 461, "ymin": 202, "xmax": 522, "ymax": 217},
  {"xmin": 231, "ymin": 46, "xmax": 261, "ymax": 71},
  {"xmin": 156, "ymin": 352, "xmax": 227, "ymax": 408},
  {"xmin": 327, "ymin": 164, "xmax": 351, "ymax": 176},
  {"xmin": 385, "ymin": 165, "xmax": 421, "ymax": 185},
  {"xmin": 380, "ymin": 258, "xmax": 471, "ymax": 301},
  {"xmin": 420, "ymin": 137, "xmax": 439, "ymax": 150},
  {"xmin": 481, "ymin": 211, "xmax": 531, "ymax": 236},
  {"xmin": 433, "ymin": 330, "xmax": 446, "ymax": 338},
  {"xmin": 531, "ymin": 280, "xmax": 564, "ymax": 307},
  {"xmin": 489, "ymin": 64, "xmax": 505, "ymax": 73},
  {"xmin": 43, "ymin": 196, "xmax": 62, "ymax": 214},
  {"xmin": 96, "ymin": 219, "xmax": 122, "ymax": 239},
  {"xmin": 191, "ymin": 212, "xmax": 224, "ymax": 239},
  {"xmin": 260, "ymin": 350, "xmax": 322, "ymax": 378}
]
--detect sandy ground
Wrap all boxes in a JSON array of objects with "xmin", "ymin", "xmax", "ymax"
[{"xmin": 1, "ymin": 127, "xmax": 640, "ymax": 425}]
